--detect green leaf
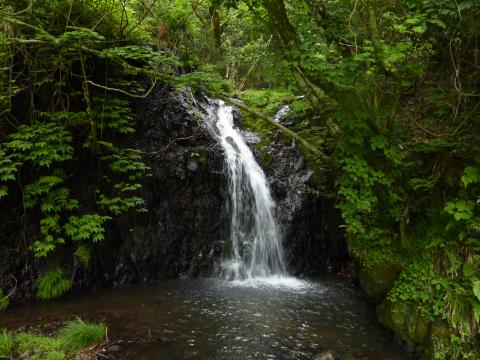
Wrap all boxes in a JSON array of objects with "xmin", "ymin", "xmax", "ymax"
[
  {"xmin": 473, "ymin": 301, "xmax": 480, "ymax": 324},
  {"xmin": 461, "ymin": 167, "xmax": 480, "ymax": 187},
  {"xmin": 473, "ymin": 281, "xmax": 480, "ymax": 301},
  {"xmin": 413, "ymin": 25, "xmax": 427, "ymax": 33},
  {"xmin": 458, "ymin": 1, "xmax": 474, "ymax": 11},
  {"xmin": 428, "ymin": 19, "xmax": 446, "ymax": 29},
  {"xmin": 0, "ymin": 185, "xmax": 8, "ymax": 198}
]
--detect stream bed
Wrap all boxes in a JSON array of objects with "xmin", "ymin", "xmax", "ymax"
[{"xmin": 1, "ymin": 277, "xmax": 411, "ymax": 359}]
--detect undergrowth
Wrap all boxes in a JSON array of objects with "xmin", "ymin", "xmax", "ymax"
[{"xmin": 0, "ymin": 318, "xmax": 105, "ymax": 359}]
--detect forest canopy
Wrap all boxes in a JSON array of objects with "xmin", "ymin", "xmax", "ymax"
[{"xmin": 0, "ymin": 0, "xmax": 479, "ymax": 358}]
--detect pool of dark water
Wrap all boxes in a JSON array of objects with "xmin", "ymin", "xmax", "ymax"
[{"xmin": 1, "ymin": 276, "xmax": 410, "ymax": 359}]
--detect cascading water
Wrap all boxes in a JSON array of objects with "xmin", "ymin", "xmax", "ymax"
[{"xmin": 204, "ymin": 100, "xmax": 287, "ymax": 280}]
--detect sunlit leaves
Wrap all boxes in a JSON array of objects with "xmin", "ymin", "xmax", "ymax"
[
  {"xmin": 57, "ymin": 28, "xmax": 105, "ymax": 45},
  {"xmin": 473, "ymin": 281, "xmax": 480, "ymax": 301},
  {"xmin": 445, "ymin": 201, "xmax": 474, "ymax": 221},
  {"xmin": 64, "ymin": 215, "xmax": 111, "ymax": 242},
  {"xmin": 461, "ymin": 167, "xmax": 480, "ymax": 188},
  {"xmin": 4, "ymin": 123, "xmax": 73, "ymax": 168}
]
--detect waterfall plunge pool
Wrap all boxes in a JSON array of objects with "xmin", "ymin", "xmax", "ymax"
[
  {"xmin": 2, "ymin": 102, "xmax": 410, "ymax": 359},
  {"xmin": 1, "ymin": 277, "xmax": 411, "ymax": 360}
]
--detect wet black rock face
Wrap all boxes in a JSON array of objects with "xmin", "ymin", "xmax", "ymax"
[
  {"xmin": 238, "ymin": 123, "xmax": 347, "ymax": 276},
  {"xmin": 81, "ymin": 87, "xmax": 230, "ymax": 287},
  {"xmin": 0, "ymin": 84, "xmax": 346, "ymax": 304},
  {"xmin": 268, "ymin": 146, "xmax": 347, "ymax": 276}
]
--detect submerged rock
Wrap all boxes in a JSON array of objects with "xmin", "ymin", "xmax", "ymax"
[
  {"xmin": 107, "ymin": 344, "xmax": 121, "ymax": 352},
  {"xmin": 314, "ymin": 350, "xmax": 337, "ymax": 360},
  {"xmin": 339, "ymin": 353, "xmax": 357, "ymax": 360}
]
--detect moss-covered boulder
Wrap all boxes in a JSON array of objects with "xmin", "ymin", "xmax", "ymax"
[
  {"xmin": 418, "ymin": 321, "xmax": 454, "ymax": 360},
  {"xmin": 377, "ymin": 299, "xmax": 430, "ymax": 346},
  {"xmin": 359, "ymin": 260, "xmax": 402, "ymax": 304}
]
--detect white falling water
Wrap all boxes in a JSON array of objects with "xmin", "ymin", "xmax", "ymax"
[
  {"xmin": 274, "ymin": 104, "xmax": 290, "ymax": 123},
  {"xmin": 204, "ymin": 100, "xmax": 287, "ymax": 281}
]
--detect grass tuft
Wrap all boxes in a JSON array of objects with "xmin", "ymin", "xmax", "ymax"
[
  {"xmin": 0, "ymin": 329, "xmax": 13, "ymax": 358},
  {"xmin": 36, "ymin": 267, "xmax": 73, "ymax": 300},
  {"xmin": 59, "ymin": 318, "xmax": 105, "ymax": 350},
  {"xmin": 1, "ymin": 318, "xmax": 105, "ymax": 359}
]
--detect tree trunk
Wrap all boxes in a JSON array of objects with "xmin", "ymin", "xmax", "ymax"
[{"xmin": 210, "ymin": 4, "xmax": 222, "ymax": 49}]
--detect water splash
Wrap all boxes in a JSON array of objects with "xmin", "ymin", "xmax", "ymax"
[
  {"xmin": 204, "ymin": 100, "xmax": 286, "ymax": 280},
  {"xmin": 229, "ymin": 276, "xmax": 313, "ymax": 291},
  {"xmin": 274, "ymin": 104, "xmax": 290, "ymax": 123}
]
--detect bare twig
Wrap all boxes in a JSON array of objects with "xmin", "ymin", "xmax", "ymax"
[
  {"xmin": 404, "ymin": 111, "xmax": 470, "ymax": 138},
  {"xmin": 92, "ymin": 11, "xmax": 115, "ymax": 31},
  {"xmin": 84, "ymin": 80, "xmax": 157, "ymax": 99},
  {"xmin": 145, "ymin": 120, "xmax": 203, "ymax": 155},
  {"xmin": 4, "ymin": 275, "xmax": 17, "ymax": 299}
]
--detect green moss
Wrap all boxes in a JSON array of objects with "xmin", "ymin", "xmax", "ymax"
[
  {"xmin": 258, "ymin": 148, "xmax": 274, "ymax": 169},
  {"xmin": 359, "ymin": 258, "xmax": 402, "ymax": 304},
  {"xmin": 237, "ymin": 89, "xmax": 295, "ymax": 144},
  {"xmin": 17, "ymin": 332, "xmax": 65, "ymax": 355},
  {"xmin": 238, "ymin": 89, "xmax": 294, "ymax": 117},
  {"xmin": 377, "ymin": 300, "xmax": 430, "ymax": 345},
  {"xmin": 3, "ymin": 318, "xmax": 105, "ymax": 360},
  {"xmin": 45, "ymin": 351, "xmax": 64, "ymax": 360}
]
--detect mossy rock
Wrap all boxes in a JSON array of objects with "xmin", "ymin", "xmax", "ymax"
[
  {"xmin": 258, "ymin": 147, "xmax": 274, "ymax": 169},
  {"xmin": 418, "ymin": 321, "xmax": 453, "ymax": 360},
  {"xmin": 359, "ymin": 260, "xmax": 401, "ymax": 304},
  {"xmin": 377, "ymin": 299, "xmax": 430, "ymax": 345}
]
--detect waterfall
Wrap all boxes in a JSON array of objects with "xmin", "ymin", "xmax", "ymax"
[{"xmin": 204, "ymin": 100, "xmax": 287, "ymax": 280}]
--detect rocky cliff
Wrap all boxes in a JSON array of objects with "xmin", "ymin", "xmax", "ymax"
[{"xmin": 0, "ymin": 84, "xmax": 346, "ymax": 304}]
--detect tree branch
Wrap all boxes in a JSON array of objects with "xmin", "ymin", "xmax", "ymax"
[
  {"xmin": 84, "ymin": 80, "xmax": 157, "ymax": 99},
  {"xmin": 227, "ymin": 98, "xmax": 331, "ymax": 163}
]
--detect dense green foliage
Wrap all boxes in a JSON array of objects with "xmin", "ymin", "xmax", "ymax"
[
  {"xmin": 0, "ymin": 0, "xmax": 479, "ymax": 358},
  {"xmin": 0, "ymin": 0, "xmax": 156, "ymax": 300},
  {"xmin": 0, "ymin": 318, "xmax": 105, "ymax": 359}
]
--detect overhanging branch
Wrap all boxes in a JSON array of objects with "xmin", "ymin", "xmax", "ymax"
[{"xmin": 227, "ymin": 98, "xmax": 330, "ymax": 163}]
